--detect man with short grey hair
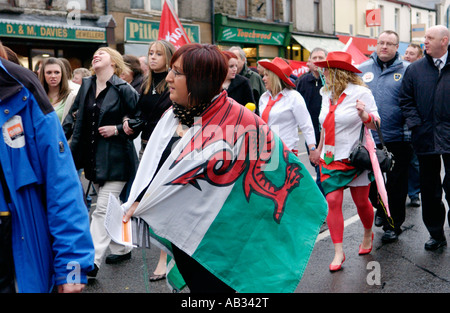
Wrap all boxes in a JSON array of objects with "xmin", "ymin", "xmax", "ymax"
[{"xmin": 295, "ymin": 47, "xmax": 327, "ymax": 195}]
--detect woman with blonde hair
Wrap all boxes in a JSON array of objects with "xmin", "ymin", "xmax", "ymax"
[
  {"xmin": 123, "ymin": 40, "xmax": 176, "ymax": 282},
  {"xmin": 39, "ymin": 57, "xmax": 77, "ymax": 123},
  {"xmin": 63, "ymin": 47, "xmax": 139, "ymax": 277},
  {"xmin": 258, "ymin": 57, "xmax": 317, "ymax": 158},
  {"xmin": 312, "ymin": 51, "xmax": 380, "ymax": 272}
]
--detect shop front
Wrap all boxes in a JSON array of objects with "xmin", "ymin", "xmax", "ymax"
[
  {"xmin": 289, "ymin": 34, "xmax": 346, "ymax": 62},
  {"xmin": 214, "ymin": 13, "xmax": 292, "ymax": 67},
  {"xmin": 119, "ymin": 16, "xmax": 201, "ymax": 57},
  {"xmin": 0, "ymin": 13, "xmax": 113, "ymax": 71}
]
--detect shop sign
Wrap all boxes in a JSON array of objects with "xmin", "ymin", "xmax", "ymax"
[
  {"xmin": 0, "ymin": 20, "xmax": 106, "ymax": 42},
  {"xmin": 366, "ymin": 9, "xmax": 381, "ymax": 27},
  {"xmin": 218, "ymin": 27, "xmax": 285, "ymax": 46},
  {"xmin": 125, "ymin": 17, "xmax": 200, "ymax": 43},
  {"xmin": 411, "ymin": 24, "xmax": 426, "ymax": 38}
]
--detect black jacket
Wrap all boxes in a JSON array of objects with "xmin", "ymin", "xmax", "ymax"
[
  {"xmin": 295, "ymin": 72, "xmax": 323, "ymax": 143},
  {"xmin": 226, "ymin": 74, "xmax": 257, "ymax": 115},
  {"xmin": 63, "ymin": 75, "xmax": 139, "ymax": 182},
  {"xmin": 399, "ymin": 47, "xmax": 450, "ymax": 155}
]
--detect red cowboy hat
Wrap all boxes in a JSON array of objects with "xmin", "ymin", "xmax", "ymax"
[
  {"xmin": 314, "ymin": 51, "xmax": 361, "ymax": 73},
  {"xmin": 258, "ymin": 57, "xmax": 296, "ymax": 87}
]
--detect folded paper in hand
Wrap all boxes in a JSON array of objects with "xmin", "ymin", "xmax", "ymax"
[{"xmin": 105, "ymin": 193, "xmax": 151, "ymax": 248}]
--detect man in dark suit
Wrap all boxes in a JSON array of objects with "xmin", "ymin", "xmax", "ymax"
[{"xmin": 399, "ymin": 25, "xmax": 450, "ymax": 250}]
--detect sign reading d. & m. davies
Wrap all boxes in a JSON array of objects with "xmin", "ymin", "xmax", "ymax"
[{"xmin": 0, "ymin": 20, "xmax": 106, "ymax": 42}]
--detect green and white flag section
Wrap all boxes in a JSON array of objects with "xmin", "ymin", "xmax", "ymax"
[{"xmin": 122, "ymin": 91, "xmax": 328, "ymax": 293}]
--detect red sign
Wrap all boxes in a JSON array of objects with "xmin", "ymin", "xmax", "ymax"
[
  {"xmin": 158, "ymin": 0, "xmax": 190, "ymax": 49},
  {"xmin": 366, "ymin": 9, "xmax": 381, "ymax": 27}
]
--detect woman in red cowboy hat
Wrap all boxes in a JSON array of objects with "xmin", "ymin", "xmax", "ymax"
[
  {"xmin": 258, "ymin": 57, "xmax": 317, "ymax": 159},
  {"xmin": 312, "ymin": 51, "xmax": 380, "ymax": 272}
]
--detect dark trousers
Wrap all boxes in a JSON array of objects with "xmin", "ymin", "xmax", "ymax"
[
  {"xmin": 0, "ymin": 215, "xmax": 15, "ymax": 293},
  {"xmin": 172, "ymin": 245, "xmax": 235, "ymax": 293},
  {"xmin": 417, "ymin": 154, "xmax": 450, "ymax": 240},
  {"xmin": 370, "ymin": 142, "xmax": 413, "ymax": 232}
]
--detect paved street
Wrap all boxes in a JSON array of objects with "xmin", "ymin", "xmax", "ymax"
[{"xmin": 83, "ymin": 133, "xmax": 450, "ymax": 294}]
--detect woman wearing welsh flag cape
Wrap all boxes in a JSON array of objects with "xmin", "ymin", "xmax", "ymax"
[
  {"xmin": 121, "ymin": 44, "xmax": 328, "ymax": 293},
  {"xmin": 312, "ymin": 52, "xmax": 380, "ymax": 272}
]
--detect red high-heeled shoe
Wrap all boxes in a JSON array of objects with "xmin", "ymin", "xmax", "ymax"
[
  {"xmin": 329, "ymin": 254, "xmax": 345, "ymax": 272},
  {"xmin": 358, "ymin": 232, "xmax": 374, "ymax": 255}
]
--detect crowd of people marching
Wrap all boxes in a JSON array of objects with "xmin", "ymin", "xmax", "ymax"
[{"xmin": 0, "ymin": 24, "xmax": 448, "ymax": 293}]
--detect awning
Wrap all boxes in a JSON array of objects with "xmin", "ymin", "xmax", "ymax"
[{"xmin": 292, "ymin": 34, "xmax": 346, "ymax": 52}]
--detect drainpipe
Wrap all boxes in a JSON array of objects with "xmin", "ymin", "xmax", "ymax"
[
  {"xmin": 105, "ymin": 0, "xmax": 108, "ymax": 15},
  {"xmin": 211, "ymin": 0, "xmax": 215, "ymax": 44}
]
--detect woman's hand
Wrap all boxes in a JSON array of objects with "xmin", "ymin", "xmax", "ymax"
[
  {"xmin": 123, "ymin": 201, "xmax": 139, "ymax": 223},
  {"xmin": 57, "ymin": 283, "xmax": 85, "ymax": 293},
  {"xmin": 309, "ymin": 148, "xmax": 321, "ymax": 166},
  {"xmin": 356, "ymin": 99, "xmax": 378, "ymax": 130},
  {"xmin": 122, "ymin": 120, "xmax": 134, "ymax": 136},
  {"xmin": 98, "ymin": 125, "xmax": 118, "ymax": 138},
  {"xmin": 356, "ymin": 99, "xmax": 369, "ymax": 122}
]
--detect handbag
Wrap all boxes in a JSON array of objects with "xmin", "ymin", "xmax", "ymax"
[
  {"xmin": 127, "ymin": 118, "xmax": 146, "ymax": 131},
  {"xmin": 349, "ymin": 121, "xmax": 394, "ymax": 172}
]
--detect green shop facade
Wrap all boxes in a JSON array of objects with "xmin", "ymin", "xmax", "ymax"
[{"xmin": 214, "ymin": 13, "xmax": 292, "ymax": 67}]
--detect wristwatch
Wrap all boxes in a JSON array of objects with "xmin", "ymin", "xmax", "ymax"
[{"xmin": 310, "ymin": 146, "xmax": 316, "ymax": 151}]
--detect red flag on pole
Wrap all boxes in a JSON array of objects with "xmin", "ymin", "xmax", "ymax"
[
  {"xmin": 158, "ymin": 0, "xmax": 191, "ymax": 49},
  {"xmin": 343, "ymin": 37, "xmax": 369, "ymax": 65}
]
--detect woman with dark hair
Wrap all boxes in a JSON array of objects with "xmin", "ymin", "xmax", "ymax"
[
  {"xmin": 221, "ymin": 50, "xmax": 256, "ymax": 114},
  {"xmin": 39, "ymin": 57, "xmax": 77, "ymax": 123},
  {"xmin": 121, "ymin": 54, "xmax": 144, "ymax": 92},
  {"xmin": 120, "ymin": 44, "xmax": 327, "ymax": 293}
]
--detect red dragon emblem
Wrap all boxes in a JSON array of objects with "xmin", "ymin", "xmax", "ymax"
[{"xmin": 167, "ymin": 95, "xmax": 303, "ymax": 224}]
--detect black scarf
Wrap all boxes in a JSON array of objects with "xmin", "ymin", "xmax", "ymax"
[{"xmin": 172, "ymin": 101, "xmax": 212, "ymax": 127}]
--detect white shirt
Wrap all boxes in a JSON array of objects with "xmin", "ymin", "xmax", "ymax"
[
  {"xmin": 259, "ymin": 88, "xmax": 316, "ymax": 151},
  {"xmin": 318, "ymin": 83, "xmax": 379, "ymax": 161},
  {"xmin": 433, "ymin": 51, "xmax": 448, "ymax": 70}
]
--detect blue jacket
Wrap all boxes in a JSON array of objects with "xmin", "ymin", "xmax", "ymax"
[
  {"xmin": 357, "ymin": 52, "xmax": 409, "ymax": 144},
  {"xmin": 0, "ymin": 58, "xmax": 94, "ymax": 292}
]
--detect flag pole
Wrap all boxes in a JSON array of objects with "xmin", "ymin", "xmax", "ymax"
[{"xmin": 164, "ymin": 0, "xmax": 191, "ymax": 44}]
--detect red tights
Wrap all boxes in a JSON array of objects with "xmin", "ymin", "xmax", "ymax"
[{"xmin": 326, "ymin": 185, "xmax": 374, "ymax": 244}]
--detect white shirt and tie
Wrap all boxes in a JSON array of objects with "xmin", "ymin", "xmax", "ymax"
[{"xmin": 433, "ymin": 51, "xmax": 447, "ymax": 72}]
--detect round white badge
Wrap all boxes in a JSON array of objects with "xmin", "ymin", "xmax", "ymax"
[
  {"xmin": 362, "ymin": 72, "xmax": 374, "ymax": 83},
  {"xmin": 2, "ymin": 115, "xmax": 26, "ymax": 148}
]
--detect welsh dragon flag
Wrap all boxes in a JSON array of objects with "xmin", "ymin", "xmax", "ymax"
[{"xmin": 122, "ymin": 91, "xmax": 328, "ymax": 293}]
